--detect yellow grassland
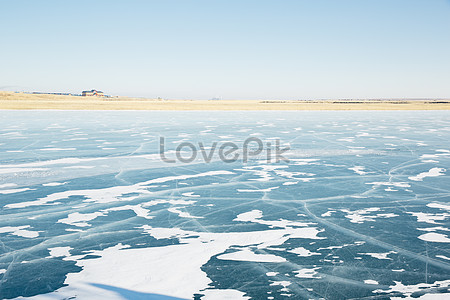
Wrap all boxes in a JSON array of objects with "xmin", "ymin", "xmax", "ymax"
[{"xmin": 1, "ymin": 91, "xmax": 449, "ymax": 110}]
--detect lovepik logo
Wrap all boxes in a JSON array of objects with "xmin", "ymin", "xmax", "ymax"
[{"xmin": 159, "ymin": 137, "xmax": 290, "ymax": 163}]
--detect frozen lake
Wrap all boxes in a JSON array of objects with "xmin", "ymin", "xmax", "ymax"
[{"xmin": 0, "ymin": 111, "xmax": 449, "ymax": 299}]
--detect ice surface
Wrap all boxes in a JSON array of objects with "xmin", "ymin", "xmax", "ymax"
[
  {"xmin": 0, "ymin": 111, "xmax": 449, "ymax": 299},
  {"xmin": 217, "ymin": 249, "xmax": 287, "ymax": 263}
]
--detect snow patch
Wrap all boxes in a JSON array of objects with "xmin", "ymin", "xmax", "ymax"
[
  {"xmin": 359, "ymin": 251, "xmax": 397, "ymax": 260},
  {"xmin": 0, "ymin": 225, "xmax": 39, "ymax": 238},
  {"xmin": 418, "ymin": 232, "xmax": 450, "ymax": 243},
  {"xmin": 288, "ymin": 247, "xmax": 320, "ymax": 257},
  {"xmin": 294, "ymin": 268, "xmax": 321, "ymax": 279},
  {"xmin": 408, "ymin": 168, "xmax": 446, "ymax": 181},
  {"xmin": 58, "ymin": 212, "xmax": 105, "ymax": 227},
  {"xmin": 48, "ymin": 247, "xmax": 72, "ymax": 258}
]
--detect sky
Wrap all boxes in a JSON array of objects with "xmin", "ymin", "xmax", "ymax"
[{"xmin": 1, "ymin": 0, "xmax": 450, "ymax": 100}]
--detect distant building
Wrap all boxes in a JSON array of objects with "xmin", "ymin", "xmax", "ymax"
[{"xmin": 82, "ymin": 90, "xmax": 104, "ymax": 97}]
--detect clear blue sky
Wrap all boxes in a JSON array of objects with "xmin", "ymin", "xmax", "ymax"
[{"xmin": 1, "ymin": 0, "xmax": 450, "ymax": 99}]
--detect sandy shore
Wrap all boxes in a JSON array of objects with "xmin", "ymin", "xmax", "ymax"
[{"xmin": 1, "ymin": 91, "xmax": 449, "ymax": 110}]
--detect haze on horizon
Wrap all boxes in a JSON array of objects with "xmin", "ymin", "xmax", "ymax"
[{"xmin": 1, "ymin": 0, "xmax": 450, "ymax": 100}]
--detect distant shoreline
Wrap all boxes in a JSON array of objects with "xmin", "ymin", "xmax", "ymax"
[{"xmin": 1, "ymin": 91, "xmax": 449, "ymax": 111}]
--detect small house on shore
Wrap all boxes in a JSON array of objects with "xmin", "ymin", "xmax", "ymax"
[{"xmin": 82, "ymin": 90, "xmax": 104, "ymax": 97}]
